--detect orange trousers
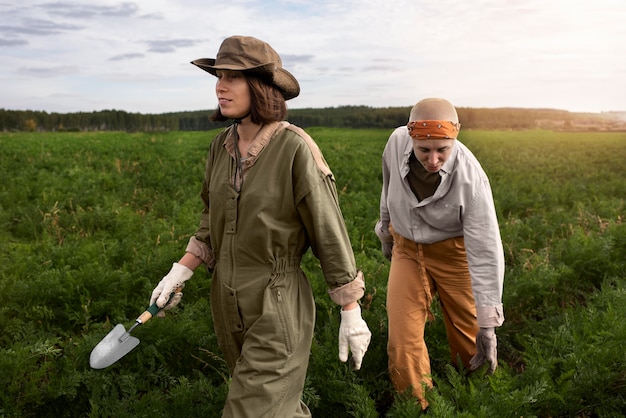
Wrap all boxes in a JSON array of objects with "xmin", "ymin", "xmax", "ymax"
[{"xmin": 387, "ymin": 226, "xmax": 478, "ymax": 409}]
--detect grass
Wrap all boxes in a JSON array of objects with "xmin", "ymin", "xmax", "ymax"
[{"xmin": 0, "ymin": 128, "xmax": 625, "ymax": 417}]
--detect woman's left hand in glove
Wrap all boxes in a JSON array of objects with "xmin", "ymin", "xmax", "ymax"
[
  {"xmin": 470, "ymin": 327, "xmax": 498, "ymax": 373},
  {"xmin": 338, "ymin": 304, "xmax": 372, "ymax": 370}
]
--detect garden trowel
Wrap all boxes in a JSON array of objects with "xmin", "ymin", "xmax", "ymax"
[{"xmin": 89, "ymin": 290, "xmax": 179, "ymax": 369}]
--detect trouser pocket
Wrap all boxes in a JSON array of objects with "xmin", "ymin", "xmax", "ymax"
[{"xmin": 273, "ymin": 286, "xmax": 295, "ymax": 355}]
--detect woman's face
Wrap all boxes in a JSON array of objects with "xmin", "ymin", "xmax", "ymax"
[
  {"xmin": 215, "ymin": 70, "xmax": 251, "ymax": 119},
  {"xmin": 412, "ymin": 139, "xmax": 454, "ymax": 173}
]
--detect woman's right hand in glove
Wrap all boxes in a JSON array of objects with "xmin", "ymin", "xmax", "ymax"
[{"xmin": 149, "ymin": 262, "xmax": 194, "ymax": 312}]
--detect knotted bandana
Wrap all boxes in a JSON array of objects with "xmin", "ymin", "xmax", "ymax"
[{"xmin": 407, "ymin": 120, "xmax": 459, "ymax": 140}]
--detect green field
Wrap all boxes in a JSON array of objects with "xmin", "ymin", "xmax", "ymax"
[{"xmin": 1, "ymin": 129, "xmax": 625, "ymax": 417}]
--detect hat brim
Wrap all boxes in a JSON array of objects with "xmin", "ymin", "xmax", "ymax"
[{"xmin": 191, "ymin": 58, "xmax": 300, "ymax": 101}]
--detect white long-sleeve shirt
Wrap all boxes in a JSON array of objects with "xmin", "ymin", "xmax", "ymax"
[{"xmin": 375, "ymin": 126, "xmax": 504, "ymax": 327}]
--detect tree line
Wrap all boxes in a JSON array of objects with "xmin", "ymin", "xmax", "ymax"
[{"xmin": 1, "ymin": 106, "xmax": 622, "ymax": 132}]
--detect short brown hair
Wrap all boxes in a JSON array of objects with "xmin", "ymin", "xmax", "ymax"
[{"xmin": 210, "ymin": 74, "xmax": 288, "ymax": 124}]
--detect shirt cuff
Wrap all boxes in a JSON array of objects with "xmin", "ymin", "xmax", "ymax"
[
  {"xmin": 185, "ymin": 236, "xmax": 216, "ymax": 270},
  {"xmin": 476, "ymin": 304, "xmax": 504, "ymax": 328},
  {"xmin": 375, "ymin": 220, "xmax": 393, "ymax": 243},
  {"xmin": 328, "ymin": 270, "xmax": 366, "ymax": 306}
]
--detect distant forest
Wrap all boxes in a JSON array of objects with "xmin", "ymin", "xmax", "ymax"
[{"xmin": 2, "ymin": 106, "xmax": 625, "ymax": 132}]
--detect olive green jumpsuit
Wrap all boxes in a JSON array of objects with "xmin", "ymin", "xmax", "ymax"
[{"xmin": 187, "ymin": 122, "xmax": 364, "ymax": 417}]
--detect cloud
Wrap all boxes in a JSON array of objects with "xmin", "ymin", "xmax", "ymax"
[
  {"xmin": 0, "ymin": 18, "xmax": 83, "ymax": 37},
  {"xmin": 0, "ymin": 38, "xmax": 28, "ymax": 46},
  {"xmin": 108, "ymin": 53, "xmax": 145, "ymax": 61},
  {"xmin": 146, "ymin": 39, "xmax": 198, "ymax": 53},
  {"xmin": 281, "ymin": 54, "xmax": 314, "ymax": 66},
  {"xmin": 40, "ymin": 2, "xmax": 139, "ymax": 19},
  {"xmin": 18, "ymin": 66, "xmax": 80, "ymax": 78},
  {"xmin": 139, "ymin": 12, "xmax": 164, "ymax": 20}
]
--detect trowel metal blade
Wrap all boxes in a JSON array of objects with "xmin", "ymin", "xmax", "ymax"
[{"xmin": 89, "ymin": 323, "xmax": 140, "ymax": 369}]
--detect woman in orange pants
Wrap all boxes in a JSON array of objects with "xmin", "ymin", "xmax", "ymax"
[{"xmin": 376, "ymin": 98, "xmax": 505, "ymax": 409}]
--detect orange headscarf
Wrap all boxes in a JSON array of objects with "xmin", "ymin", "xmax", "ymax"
[{"xmin": 407, "ymin": 120, "xmax": 459, "ymax": 140}]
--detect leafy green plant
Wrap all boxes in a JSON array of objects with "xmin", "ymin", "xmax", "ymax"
[{"xmin": 1, "ymin": 129, "xmax": 625, "ymax": 417}]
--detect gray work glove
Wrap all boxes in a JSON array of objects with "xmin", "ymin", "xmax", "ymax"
[
  {"xmin": 339, "ymin": 305, "xmax": 372, "ymax": 370},
  {"xmin": 470, "ymin": 327, "xmax": 498, "ymax": 373},
  {"xmin": 149, "ymin": 262, "xmax": 194, "ymax": 314},
  {"xmin": 382, "ymin": 241, "xmax": 393, "ymax": 260}
]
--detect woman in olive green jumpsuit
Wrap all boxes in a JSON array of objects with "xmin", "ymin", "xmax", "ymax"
[{"xmin": 148, "ymin": 36, "xmax": 372, "ymax": 417}]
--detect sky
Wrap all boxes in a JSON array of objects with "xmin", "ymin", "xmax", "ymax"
[{"xmin": 1, "ymin": 0, "xmax": 625, "ymax": 114}]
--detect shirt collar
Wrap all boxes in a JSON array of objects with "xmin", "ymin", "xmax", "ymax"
[
  {"xmin": 224, "ymin": 121, "xmax": 282, "ymax": 159},
  {"xmin": 439, "ymin": 140, "xmax": 458, "ymax": 175}
]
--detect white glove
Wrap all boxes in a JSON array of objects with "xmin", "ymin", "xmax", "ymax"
[
  {"xmin": 338, "ymin": 305, "xmax": 372, "ymax": 370},
  {"xmin": 470, "ymin": 327, "xmax": 498, "ymax": 373},
  {"xmin": 149, "ymin": 262, "xmax": 194, "ymax": 312}
]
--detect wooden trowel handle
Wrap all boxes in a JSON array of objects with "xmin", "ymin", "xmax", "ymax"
[
  {"xmin": 136, "ymin": 309, "xmax": 155, "ymax": 324},
  {"xmin": 136, "ymin": 286, "xmax": 184, "ymax": 324}
]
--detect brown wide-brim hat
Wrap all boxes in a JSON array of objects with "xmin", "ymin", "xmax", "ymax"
[{"xmin": 191, "ymin": 35, "xmax": 300, "ymax": 101}]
